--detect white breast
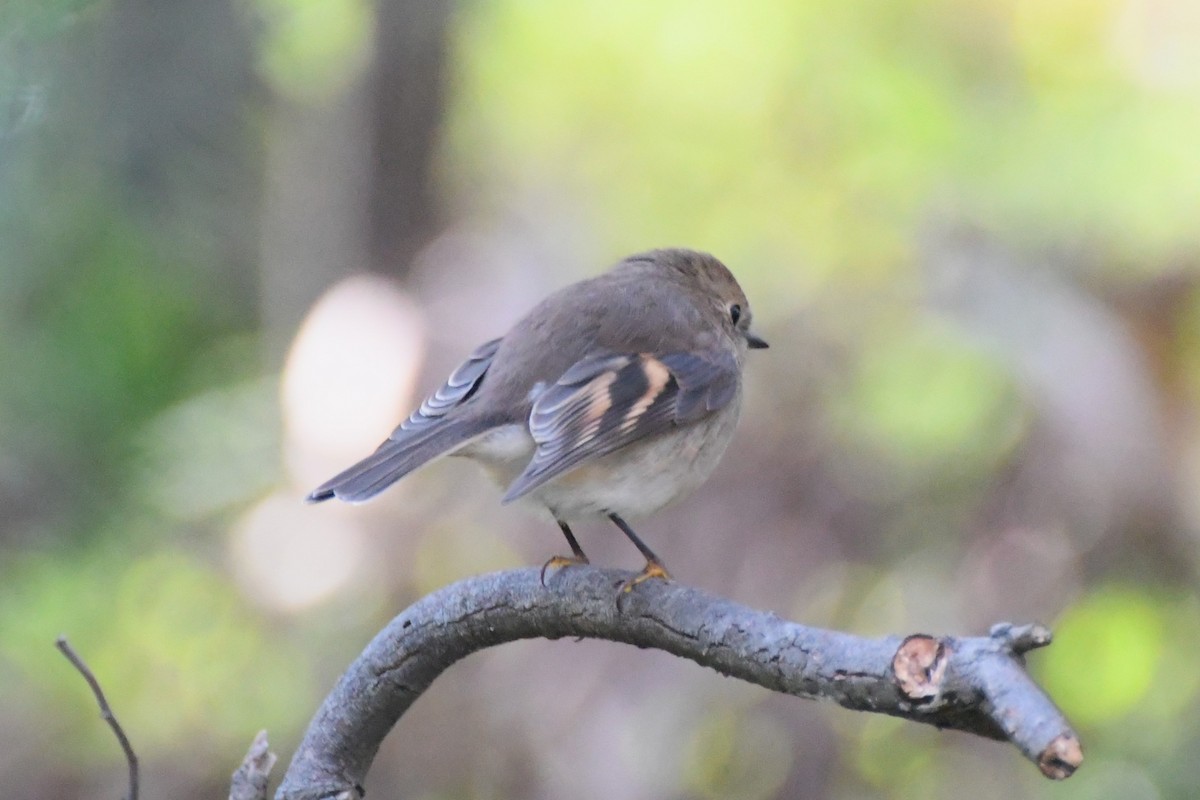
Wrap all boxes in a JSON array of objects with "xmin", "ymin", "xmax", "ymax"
[
  {"xmin": 454, "ymin": 395, "xmax": 742, "ymax": 523},
  {"xmin": 525, "ymin": 395, "xmax": 742, "ymax": 521},
  {"xmin": 454, "ymin": 424, "xmax": 536, "ymax": 487}
]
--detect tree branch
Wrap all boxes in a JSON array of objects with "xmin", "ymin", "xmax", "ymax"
[
  {"xmin": 56, "ymin": 635, "xmax": 139, "ymax": 800},
  {"xmin": 230, "ymin": 730, "xmax": 277, "ymax": 800},
  {"xmin": 271, "ymin": 567, "xmax": 1082, "ymax": 799}
]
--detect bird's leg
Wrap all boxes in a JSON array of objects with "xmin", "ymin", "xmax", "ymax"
[
  {"xmin": 540, "ymin": 520, "xmax": 591, "ymax": 586},
  {"xmin": 608, "ymin": 513, "xmax": 672, "ymax": 598}
]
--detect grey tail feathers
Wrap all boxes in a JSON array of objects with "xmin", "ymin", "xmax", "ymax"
[{"xmin": 306, "ymin": 420, "xmax": 483, "ymax": 504}]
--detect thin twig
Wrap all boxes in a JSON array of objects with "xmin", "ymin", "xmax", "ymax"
[{"xmin": 56, "ymin": 636, "xmax": 139, "ymax": 800}]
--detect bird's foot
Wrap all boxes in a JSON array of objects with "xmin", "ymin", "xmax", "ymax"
[
  {"xmin": 615, "ymin": 560, "xmax": 672, "ymax": 610},
  {"xmin": 540, "ymin": 554, "xmax": 590, "ymax": 586}
]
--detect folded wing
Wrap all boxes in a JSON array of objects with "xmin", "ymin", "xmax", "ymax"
[{"xmin": 501, "ymin": 350, "xmax": 739, "ymax": 503}]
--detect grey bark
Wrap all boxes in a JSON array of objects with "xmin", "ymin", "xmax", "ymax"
[{"xmin": 263, "ymin": 567, "xmax": 1081, "ymax": 799}]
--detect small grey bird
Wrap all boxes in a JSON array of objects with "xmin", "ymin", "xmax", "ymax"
[{"xmin": 308, "ymin": 248, "xmax": 767, "ymax": 592}]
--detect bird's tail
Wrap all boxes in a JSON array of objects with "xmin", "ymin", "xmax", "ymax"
[{"xmin": 306, "ymin": 420, "xmax": 484, "ymax": 504}]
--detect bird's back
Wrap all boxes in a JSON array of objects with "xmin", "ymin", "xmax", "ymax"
[{"xmin": 471, "ymin": 269, "xmax": 715, "ymax": 425}]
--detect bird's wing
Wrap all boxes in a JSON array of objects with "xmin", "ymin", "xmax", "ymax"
[
  {"xmin": 307, "ymin": 337, "xmax": 503, "ymax": 503},
  {"xmin": 501, "ymin": 350, "xmax": 739, "ymax": 502},
  {"xmin": 392, "ymin": 337, "xmax": 503, "ymax": 435}
]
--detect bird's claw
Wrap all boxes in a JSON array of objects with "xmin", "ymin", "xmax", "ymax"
[
  {"xmin": 615, "ymin": 560, "xmax": 672, "ymax": 612},
  {"xmin": 540, "ymin": 554, "xmax": 590, "ymax": 586}
]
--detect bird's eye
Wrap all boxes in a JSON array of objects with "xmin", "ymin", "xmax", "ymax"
[{"xmin": 729, "ymin": 304, "xmax": 742, "ymax": 325}]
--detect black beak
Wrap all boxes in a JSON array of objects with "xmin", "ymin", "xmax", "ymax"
[{"xmin": 744, "ymin": 331, "xmax": 769, "ymax": 350}]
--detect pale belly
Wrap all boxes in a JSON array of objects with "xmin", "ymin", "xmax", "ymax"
[{"xmin": 455, "ymin": 399, "xmax": 740, "ymax": 521}]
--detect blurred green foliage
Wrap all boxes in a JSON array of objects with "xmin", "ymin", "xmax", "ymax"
[
  {"xmin": 851, "ymin": 715, "xmax": 937, "ymax": 795},
  {"xmin": 684, "ymin": 706, "xmax": 794, "ymax": 800},
  {"xmin": 252, "ymin": 0, "xmax": 373, "ymax": 102},
  {"xmin": 0, "ymin": 547, "xmax": 312, "ymax": 758},
  {"xmin": 832, "ymin": 317, "xmax": 1022, "ymax": 472},
  {"xmin": 1044, "ymin": 586, "xmax": 1167, "ymax": 726},
  {"xmin": 449, "ymin": 0, "xmax": 1200, "ymax": 294}
]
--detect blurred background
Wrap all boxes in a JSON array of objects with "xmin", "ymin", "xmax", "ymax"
[{"xmin": 1, "ymin": 0, "xmax": 1198, "ymax": 798}]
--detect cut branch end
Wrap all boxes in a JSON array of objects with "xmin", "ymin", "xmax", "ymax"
[{"xmin": 1038, "ymin": 733, "xmax": 1084, "ymax": 780}]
